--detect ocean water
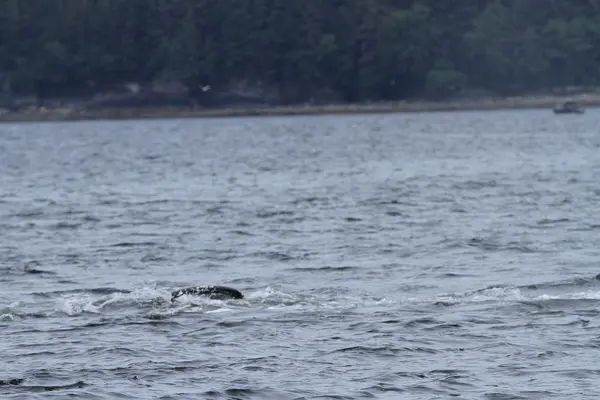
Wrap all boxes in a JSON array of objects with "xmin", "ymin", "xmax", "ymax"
[{"xmin": 1, "ymin": 109, "xmax": 600, "ymax": 399}]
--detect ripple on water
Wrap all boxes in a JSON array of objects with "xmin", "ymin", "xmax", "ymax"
[{"xmin": 2, "ymin": 112, "xmax": 600, "ymax": 398}]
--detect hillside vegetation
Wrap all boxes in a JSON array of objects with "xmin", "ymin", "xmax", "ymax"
[{"xmin": 1, "ymin": 0, "xmax": 599, "ymax": 109}]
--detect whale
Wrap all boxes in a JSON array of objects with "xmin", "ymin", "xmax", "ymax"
[{"xmin": 171, "ymin": 285, "xmax": 244, "ymax": 301}]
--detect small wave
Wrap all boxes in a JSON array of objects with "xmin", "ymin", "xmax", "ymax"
[
  {"xmin": 0, "ymin": 311, "xmax": 48, "ymax": 321},
  {"xmin": 403, "ymin": 317, "xmax": 442, "ymax": 327},
  {"xmin": 290, "ymin": 196, "xmax": 332, "ymax": 205},
  {"xmin": 466, "ymin": 237, "xmax": 538, "ymax": 253},
  {"xmin": 242, "ymin": 287, "xmax": 299, "ymax": 306},
  {"xmin": 0, "ymin": 378, "xmax": 88, "ymax": 392},
  {"xmin": 287, "ymin": 265, "xmax": 359, "ymax": 273},
  {"xmin": 51, "ymin": 221, "xmax": 82, "ymax": 230},
  {"xmin": 524, "ymin": 291, "xmax": 600, "ymax": 302},
  {"xmin": 256, "ymin": 210, "xmax": 294, "ymax": 218},
  {"xmin": 537, "ymin": 218, "xmax": 571, "ymax": 225},
  {"xmin": 250, "ymin": 251, "xmax": 296, "ymax": 261},
  {"xmin": 385, "ymin": 210, "xmax": 404, "ymax": 217},
  {"xmin": 13, "ymin": 210, "xmax": 44, "ymax": 218},
  {"xmin": 24, "ymin": 263, "xmax": 56, "ymax": 276},
  {"xmin": 364, "ymin": 384, "xmax": 406, "ymax": 394},
  {"xmin": 46, "ymin": 286, "xmax": 171, "ymax": 317},
  {"xmin": 55, "ymin": 297, "xmax": 102, "ymax": 315},
  {"xmin": 24, "ymin": 381, "xmax": 88, "ymax": 392},
  {"xmin": 429, "ymin": 286, "xmax": 525, "ymax": 306},
  {"xmin": 245, "ymin": 286, "xmax": 293, "ymax": 300},
  {"xmin": 331, "ymin": 345, "xmax": 437, "ymax": 356},
  {"xmin": 0, "ymin": 313, "xmax": 14, "ymax": 321},
  {"xmin": 205, "ymin": 307, "xmax": 236, "ymax": 314},
  {"xmin": 451, "ymin": 205, "xmax": 468, "ymax": 213},
  {"xmin": 124, "ymin": 199, "xmax": 177, "ymax": 206},
  {"xmin": 431, "ymin": 283, "xmax": 600, "ymax": 309},
  {"xmin": 110, "ymin": 241, "xmax": 158, "ymax": 247},
  {"xmin": 206, "ymin": 205, "xmax": 224, "ymax": 214},
  {"xmin": 228, "ymin": 277, "xmax": 258, "ymax": 284},
  {"xmin": 570, "ymin": 223, "xmax": 600, "ymax": 232},
  {"xmin": 437, "ymin": 272, "xmax": 479, "ymax": 278},
  {"xmin": 483, "ymin": 391, "xmax": 538, "ymax": 399},
  {"xmin": 466, "ymin": 237, "xmax": 499, "ymax": 250},
  {"xmin": 452, "ymin": 179, "xmax": 498, "ymax": 190},
  {"xmin": 81, "ymin": 215, "xmax": 101, "ymax": 222},
  {"xmin": 423, "ymin": 323, "xmax": 462, "ymax": 331},
  {"xmin": 200, "ymin": 387, "xmax": 289, "ymax": 400},
  {"xmin": 140, "ymin": 253, "xmax": 168, "ymax": 262},
  {"xmin": 0, "ymin": 379, "xmax": 24, "ymax": 386},
  {"xmin": 34, "ymin": 287, "xmax": 132, "ymax": 297},
  {"xmin": 231, "ymin": 230, "xmax": 256, "ymax": 236},
  {"xmin": 190, "ymin": 251, "xmax": 238, "ymax": 262},
  {"xmin": 362, "ymin": 197, "xmax": 418, "ymax": 207},
  {"xmin": 521, "ymin": 275, "xmax": 597, "ymax": 290},
  {"xmin": 0, "ymin": 262, "xmax": 57, "ymax": 277}
]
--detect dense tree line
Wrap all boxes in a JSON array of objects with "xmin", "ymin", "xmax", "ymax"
[{"xmin": 0, "ymin": 0, "xmax": 599, "ymax": 106}]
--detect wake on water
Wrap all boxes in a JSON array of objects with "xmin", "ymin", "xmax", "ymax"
[{"xmin": 2, "ymin": 275, "xmax": 600, "ymax": 322}]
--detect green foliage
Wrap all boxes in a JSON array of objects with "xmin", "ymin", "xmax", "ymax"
[
  {"xmin": 425, "ymin": 60, "xmax": 468, "ymax": 99},
  {"xmin": 0, "ymin": 0, "xmax": 599, "ymax": 102}
]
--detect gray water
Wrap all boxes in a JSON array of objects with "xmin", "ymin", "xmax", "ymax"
[{"xmin": 1, "ymin": 110, "xmax": 600, "ymax": 399}]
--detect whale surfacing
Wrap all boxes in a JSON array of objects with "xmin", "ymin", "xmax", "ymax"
[{"xmin": 171, "ymin": 285, "xmax": 244, "ymax": 301}]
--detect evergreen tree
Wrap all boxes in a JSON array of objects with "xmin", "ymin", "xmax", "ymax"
[{"xmin": 1, "ymin": 0, "xmax": 599, "ymax": 105}]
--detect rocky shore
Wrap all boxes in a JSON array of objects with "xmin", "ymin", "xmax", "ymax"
[{"xmin": 1, "ymin": 93, "xmax": 598, "ymax": 124}]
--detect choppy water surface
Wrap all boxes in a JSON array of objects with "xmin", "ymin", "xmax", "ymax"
[{"xmin": 1, "ymin": 109, "xmax": 600, "ymax": 399}]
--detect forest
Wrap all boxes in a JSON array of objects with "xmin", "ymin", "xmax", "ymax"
[{"xmin": 0, "ymin": 0, "xmax": 599, "ymax": 108}]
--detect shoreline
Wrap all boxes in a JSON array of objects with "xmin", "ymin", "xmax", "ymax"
[{"xmin": 1, "ymin": 95, "xmax": 598, "ymax": 124}]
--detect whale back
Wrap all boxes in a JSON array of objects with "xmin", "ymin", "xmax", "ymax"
[{"xmin": 171, "ymin": 285, "xmax": 244, "ymax": 301}]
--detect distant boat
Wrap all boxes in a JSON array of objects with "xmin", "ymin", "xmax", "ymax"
[{"xmin": 553, "ymin": 101, "xmax": 585, "ymax": 114}]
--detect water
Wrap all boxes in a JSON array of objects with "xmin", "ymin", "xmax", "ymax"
[{"xmin": 1, "ymin": 109, "xmax": 600, "ymax": 399}]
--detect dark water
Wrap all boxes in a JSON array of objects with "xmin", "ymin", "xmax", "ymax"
[{"xmin": 1, "ymin": 110, "xmax": 600, "ymax": 399}]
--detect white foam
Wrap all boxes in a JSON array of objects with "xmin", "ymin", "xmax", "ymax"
[
  {"xmin": 532, "ymin": 290, "xmax": 600, "ymax": 301},
  {"xmin": 171, "ymin": 294, "xmax": 229, "ymax": 307},
  {"xmin": 52, "ymin": 285, "xmax": 171, "ymax": 316},
  {"xmin": 205, "ymin": 307, "xmax": 235, "ymax": 314},
  {"xmin": 55, "ymin": 296, "xmax": 100, "ymax": 316},
  {"xmin": 147, "ymin": 303, "xmax": 192, "ymax": 319},
  {"xmin": 427, "ymin": 286, "xmax": 600, "ymax": 305},
  {"xmin": 96, "ymin": 286, "xmax": 171, "ymax": 308},
  {"xmin": 245, "ymin": 286, "xmax": 295, "ymax": 300},
  {"xmin": 21, "ymin": 282, "xmax": 600, "ymax": 321},
  {"xmin": 0, "ymin": 313, "xmax": 14, "ymax": 321}
]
